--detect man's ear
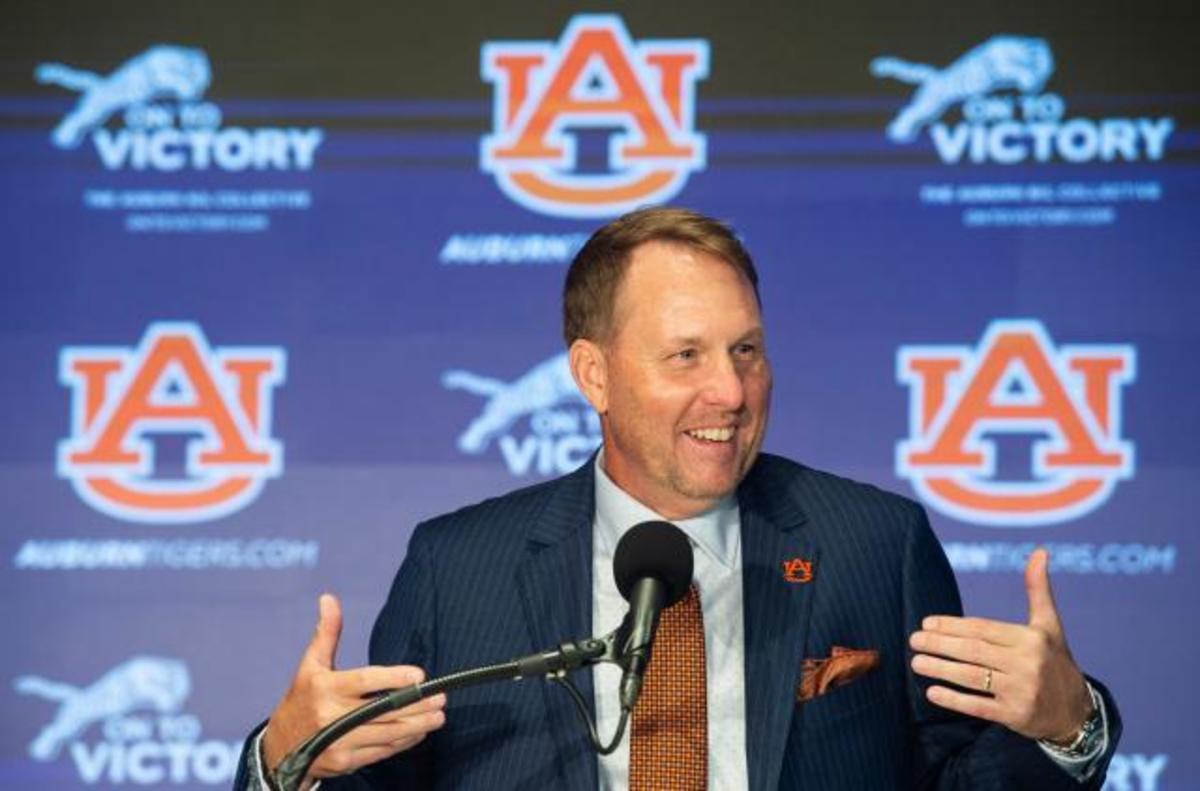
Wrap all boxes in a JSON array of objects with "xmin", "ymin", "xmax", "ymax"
[{"xmin": 568, "ymin": 339, "xmax": 609, "ymax": 414}]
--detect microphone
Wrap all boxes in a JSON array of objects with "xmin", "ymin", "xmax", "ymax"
[{"xmin": 612, "ymin": 520, "xmax": 694, "ymax": 711}]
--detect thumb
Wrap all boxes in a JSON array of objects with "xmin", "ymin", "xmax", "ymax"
[
  {"xmin": 303, "ymin": 593, "xmax": 342, "ymax": 671},
  {"xmin": 1025, "ymin": 548, "xmax": 1062, "ymax": 633}
]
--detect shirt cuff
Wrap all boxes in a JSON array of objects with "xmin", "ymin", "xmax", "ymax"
[
  {"xmin": 252, "ymin": 730, "xmax": 321, "ymax": 791},
  {"xmin": 1036, "ymin": 681, "xmax": 1110, "ymax": 782}
]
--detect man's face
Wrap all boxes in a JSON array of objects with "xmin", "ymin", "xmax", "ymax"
[{"xmin": 588, "ymin": 241, "xmax": 772, "ymax": 519}]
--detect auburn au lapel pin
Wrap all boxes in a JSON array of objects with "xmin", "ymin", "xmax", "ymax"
[{"xmin": 782, "ymin": 557, "xmax": 813, "ymax": 584}]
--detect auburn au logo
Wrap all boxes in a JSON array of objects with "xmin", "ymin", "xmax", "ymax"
[
  {"xmin": 481, "ymin": 14, "xmax": 709, "ymax": 218},
  {"xmin": 57, "ymin": 323, "xmax": 285, "ymax": 523},
  {"xmin": 897, "ymin": 320, "xmax": 1135, "ymax": 526}
]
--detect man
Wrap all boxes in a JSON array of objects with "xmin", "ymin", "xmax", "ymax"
[{"xmin": 237, "ymin": 207, "xmax": 1119, "ymax": 790}]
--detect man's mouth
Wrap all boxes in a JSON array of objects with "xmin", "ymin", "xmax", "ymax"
[{"xmin": 684, "ymin": 426, "xmax": 736, "ymax": 443}]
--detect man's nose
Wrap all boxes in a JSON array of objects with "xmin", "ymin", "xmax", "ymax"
[{"xmin": 703, "ymin": 353, "xmax": 746, "ymax": 409}]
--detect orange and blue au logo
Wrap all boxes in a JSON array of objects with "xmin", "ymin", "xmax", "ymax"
[
  {"xmin": 57, "ymin": 323, "xmax": 285, "ymax": 523},
  {"xmin": 481, "ymin": 14, "xmax": 709, "ymax": 218},
  {"xmin": 896, "ymin": 320, "xmax": 1135, "ymax": 526}
]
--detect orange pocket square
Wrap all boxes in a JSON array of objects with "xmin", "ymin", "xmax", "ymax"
[{"xmin": 796, "ymin": 646, "xmax": 880, "ymax": 703}]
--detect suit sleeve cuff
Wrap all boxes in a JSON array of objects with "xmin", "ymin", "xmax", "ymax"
[{"xmin": 251, "ymin": 730, "xmax": 321, "ymax": 791}]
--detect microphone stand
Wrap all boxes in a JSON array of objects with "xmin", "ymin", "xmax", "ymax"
[{"xmin": 271, "ymin": 628, "xmax": 629, "ymax": 791}]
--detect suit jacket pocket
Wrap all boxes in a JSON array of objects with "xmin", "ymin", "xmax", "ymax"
[{"xmin": 798, "ymin": 666, "xmax": 888, "ymax": 732}]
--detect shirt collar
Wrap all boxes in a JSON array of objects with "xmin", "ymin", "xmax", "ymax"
[{"xmin": 593, "ymin": 451, "xmax": 740, "ymax": 570}]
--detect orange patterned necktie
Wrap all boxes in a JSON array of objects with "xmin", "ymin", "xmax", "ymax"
[{"xmin": 629, "ymin": 583, "xmax": 707, "ymax": 790}]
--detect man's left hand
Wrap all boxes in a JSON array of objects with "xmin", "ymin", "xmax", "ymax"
[{"xmin": 908, "ymin": 548, "xmax": 1092, "ymax": 743}]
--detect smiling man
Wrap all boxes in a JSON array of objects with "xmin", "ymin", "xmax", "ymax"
[
  {"xmin": 567, "ymin": 235, "xmax": 771, "ymax": 520},
  {"xmin": 239, "ymin": 207, "xmax": 1120, "ymax": 791}
]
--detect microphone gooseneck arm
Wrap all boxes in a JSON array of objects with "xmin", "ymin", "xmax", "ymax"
[{"xmin": 271, "ymin": 633, "xmax": 620, "ymax": 791}]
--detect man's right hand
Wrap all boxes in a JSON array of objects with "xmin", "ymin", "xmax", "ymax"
[{"xmin": 261, "ymin": 593, "xmax": 446, "ymax": 783}]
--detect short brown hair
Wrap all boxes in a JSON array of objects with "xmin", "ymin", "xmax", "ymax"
[{"xmin": 562, "ymin": 206, "xmax": 759, "ymax": 346}]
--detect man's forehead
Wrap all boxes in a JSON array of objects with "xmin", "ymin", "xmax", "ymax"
[
  {"xmin": 628, "ymin": 238, "xmax": 716, "ymax": 266},
  {"xmin": 623, "ymin": 239, "xmax": 750, "ymax": 288},
  {"xmin": 612, "ymin": 241, "xmax": 762, "ymax": 336}
]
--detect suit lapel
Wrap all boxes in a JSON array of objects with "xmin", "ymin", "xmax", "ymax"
[
  {"xmin": 515, "ymin": 460, "xmax": 598, "ymax": 791},
  {"xmin": 739, "ymin": 463, "xmax": 817, "ymax": 791}
]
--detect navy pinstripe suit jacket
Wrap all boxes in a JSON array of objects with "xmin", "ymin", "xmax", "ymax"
[{"xmin": 239, "ymin": 453, "xmax": 1120, "ymax": 790}]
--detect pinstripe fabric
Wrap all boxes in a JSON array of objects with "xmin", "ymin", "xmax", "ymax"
[{"xmin": 234, "ymin": 452, "xmax": 1121, "ymax": 791}]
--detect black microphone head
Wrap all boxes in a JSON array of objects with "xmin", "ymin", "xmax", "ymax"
[{"xmin": 613, "ymin": 521, "xmax": 694, "ymax": 607}]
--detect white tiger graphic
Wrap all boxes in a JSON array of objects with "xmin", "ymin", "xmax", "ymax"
[
  {"xmin": 442, "ymin": 353, "xmax": 587, "ymax": 454},
  {"xmin": 871, "ymin": 36, "xmax": 1054, "ymax": 143},
  {"xmin": 36, "ymin": 45, "xmax": 211, "ymax": 149},
  {"xmin": 15, "ymin": 656, "xmax": 191, "ymax": 760}
]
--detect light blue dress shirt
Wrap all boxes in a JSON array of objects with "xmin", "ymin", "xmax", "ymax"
[{"xmin": 591, "ymin": 453, "xmax": 749, "ymax": 791}]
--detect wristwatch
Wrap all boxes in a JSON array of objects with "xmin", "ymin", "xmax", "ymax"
[{"xmin": 1041, "ymin": 682, "xmax": 1104, "ymax": 758}]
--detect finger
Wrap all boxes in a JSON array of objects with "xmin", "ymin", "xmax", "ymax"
[
  {"xmin": 911, "ymin": 653, "xmax": 1001, "ymax": 695},
  {"xmin": 329, "ymin": 665, "xmax": 428, "ymax": 697},
  {"xmin": 386, "ymin": 732, "xmax": 428, "ymax": 753},
  {"xmin": 387, "ymin": 732, "xmax": 429, "ymax": 753},
  {"xmin": 318, "ymin": 733, "xmax": 431, "ymax": 777},
  {"xmin": 1024, "ymin": 548, "xmax": 1062, "ymax": 634},
  {"xmin": 925, "ymin": 684, "xmax": 1006, "ymax": 723},
  {"xmin": 340, "ymin": 710, "xmax": 446, "ymax": 748},
  {"xmin": 313, "ymin": 741, "xmax": 416, "ymax": 779},
  {"xmin": 395, "ymin": 691, "xmax": 446, "ymax": 715},
  {"xmin": 359, "ymin": 693, "xmax": 447, "ymax": 723},
  {"xmin": 921, "ymin": 615, "xmax": 1026, "ymax": 647},
  {"xmin": 908, "ymin": 631, "xmax": 1010, "ymax": 672},
  {"xmin": 303, "ymin": 593, "xmax": 343, "ymax": 671}
]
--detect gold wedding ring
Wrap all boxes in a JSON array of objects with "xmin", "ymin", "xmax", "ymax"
[{"xmin": 983, "ymin": 667, "xmax": 993, "ymax": 693}]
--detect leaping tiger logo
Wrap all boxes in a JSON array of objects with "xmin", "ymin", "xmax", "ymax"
[
  {"xmin": 442, "ymin": 353, "xmax": 586, "ymax": 454},
  {"xmin": 36, "ymin": 45, "xmax": 211, "ymax": 149},
  {"xmin": 15, "ymin": 656, "xmax": 191, "ymax": 761},
  {"xmin": 871, "ymin": 36, "xmax": 1054, "ymax": 143}
]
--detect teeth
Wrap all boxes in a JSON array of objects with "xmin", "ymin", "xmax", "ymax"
[{"xmin": 687, "ymin": 427, "xmax": 734, "ymax": 442}]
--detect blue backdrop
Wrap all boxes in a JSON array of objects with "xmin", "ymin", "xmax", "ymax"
[{"xmin": 3, "ymin": 4, "xmax": 1196, "ymax": 789}]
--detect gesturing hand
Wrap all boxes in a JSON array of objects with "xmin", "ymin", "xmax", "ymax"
[
  {"xmin": 909, "ymin": 548, "xmax": 1092, "ymax": 743},
  {"xmin": 262, "ymin": 594, "xmax": 446, "ymax": 784}
]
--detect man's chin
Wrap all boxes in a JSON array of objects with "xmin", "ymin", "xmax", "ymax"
[{"xmin": 674, "ymin": 471, "xmax": 742, "ymax": 505}]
